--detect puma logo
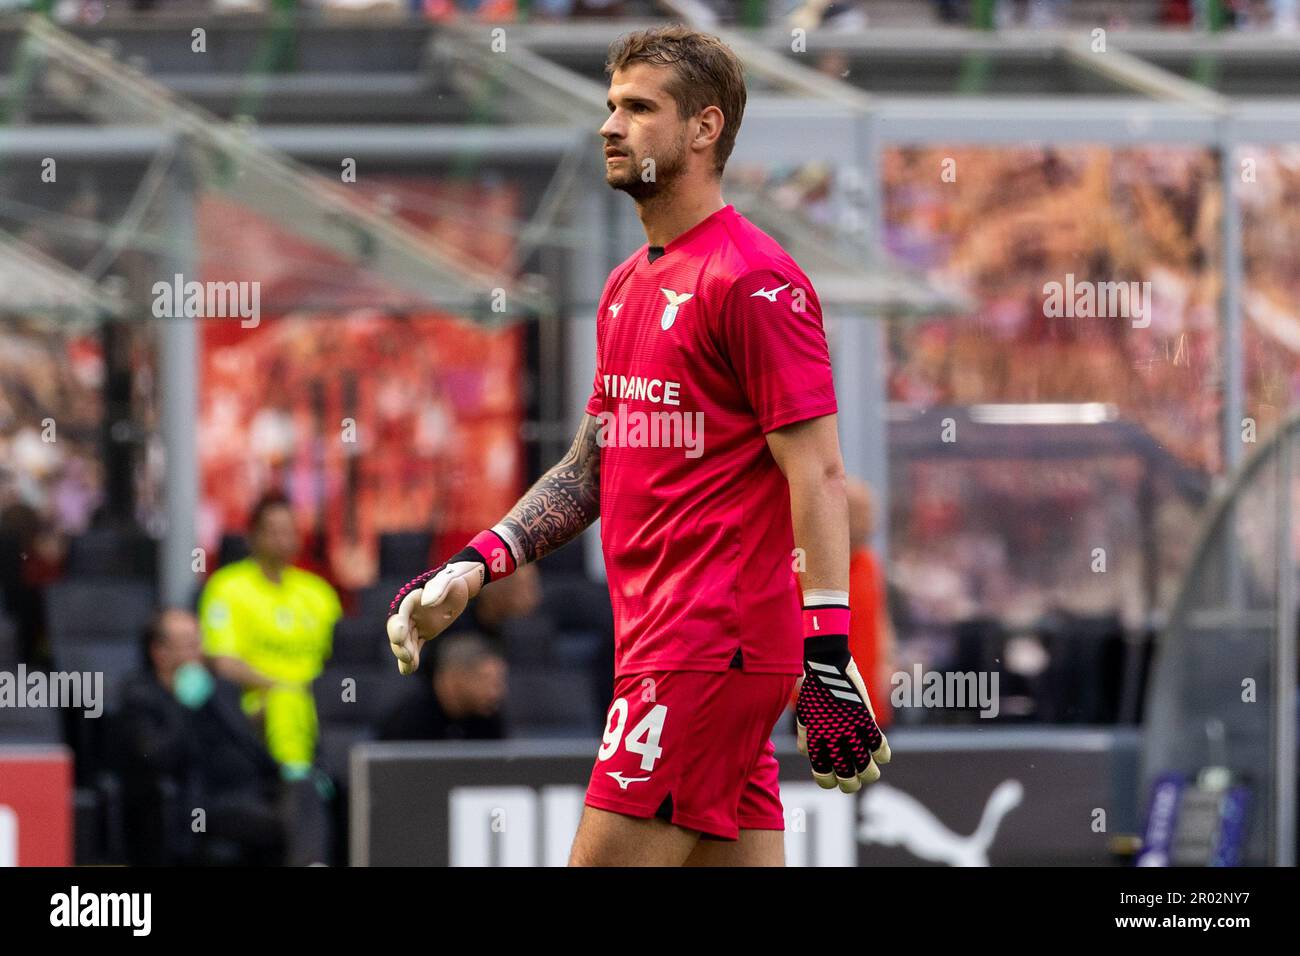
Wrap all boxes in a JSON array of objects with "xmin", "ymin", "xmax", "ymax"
[
  {"xmin": 659, "ymin": 288, "xmax": 693, "ymax": 330},
  {"xmin": 857, "ymin": 780, "xmax": 1023, "ymax": 866}
]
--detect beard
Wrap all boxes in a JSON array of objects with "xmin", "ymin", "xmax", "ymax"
[{"xmin": 605, "ymin": 133, "xmax": 688, "ymax": 201}]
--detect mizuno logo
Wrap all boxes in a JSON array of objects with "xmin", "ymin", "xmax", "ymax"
[
  {"xmin": 659, "ymin": 288, "xmax": 694, "ymax": 330},
  {"xmin": 750, "ymin": 282, "xmax": 790, "ymax": 302},
  {"xmin": 608, "ymin": 303, "xmax": 623, "ymax": 317},
  {"xmin": 606, "ymin": 771, "xmax": 652, "ymax": 790}
]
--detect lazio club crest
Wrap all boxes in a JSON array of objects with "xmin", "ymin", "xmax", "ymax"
[{"xmin": 659, "ymin": 288, "xmax": 694, "ymax": 330}]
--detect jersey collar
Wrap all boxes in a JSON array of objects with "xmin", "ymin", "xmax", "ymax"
[{"xmin": 643, "ymin": 203, "xmax": 736, "ymax": 264}]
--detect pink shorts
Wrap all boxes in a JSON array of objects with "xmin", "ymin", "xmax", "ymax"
[{"xmin": 583, "ymin": 668, "xmax": 798, "ymax": 840}]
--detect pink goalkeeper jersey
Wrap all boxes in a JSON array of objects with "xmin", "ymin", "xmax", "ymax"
[{"xmin": 585, "ymin": 204, "xmax": 837, "ymax": 676}]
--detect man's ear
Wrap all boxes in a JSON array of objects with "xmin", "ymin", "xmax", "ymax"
[{"xmin": 693, "ymin": 105, "xmax": 724, "ymax": 155}]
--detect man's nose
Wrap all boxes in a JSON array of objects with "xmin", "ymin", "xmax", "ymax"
[{"xmin": 600, "ymin": 113, "xmax": 624, "ymax": 140}]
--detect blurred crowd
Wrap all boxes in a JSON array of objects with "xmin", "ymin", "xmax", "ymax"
[
  {"xmin": 882, "ymin": 145, "xmax": 1226, "ymax": 628},
  {"xmin": 6, "ymin": 0, "xmax": 1300, "ymax": 31},
  {"xmin": 937, "ymin": 0, "xmax": 1300, "ymax": 30},
  {"xmin": 14, "ymin": 0, "xmax": 644, "ymax": 24},
  {"xmin": 0, "ymin": 324, "xmax": 105, "ymax": 537},
  {"xmin": 882, "ymin": 145, "xmax": 1225, "ymax": 471}
]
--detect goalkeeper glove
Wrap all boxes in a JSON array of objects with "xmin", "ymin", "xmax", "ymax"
[
  {"xmin": 795, "ymin": 601, "xmax": 891, "ymax": 793},
  {"xmin": 386, "ymin": 529, "xmax": 517, "ymax": 675}
]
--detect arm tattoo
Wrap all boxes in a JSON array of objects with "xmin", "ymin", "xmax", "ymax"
[{"xmin": 496, "ymin": 414, "xmax": 601, "ymax": 564}]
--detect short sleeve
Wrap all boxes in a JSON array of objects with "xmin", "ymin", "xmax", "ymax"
[
  {"xmin": 586, "ymin": 271, "xmax": 618, "ymax": 417},
  {"xmin": 198, "ymin": 572, "xmax": 241, "ymax": 658},
  {"xmin": 716, "ymin": 268, "xmax": 838, "ymax": 432},
  {"xmin": 585, "ymin": 362, "xmax": 604, "ymax": 417}
]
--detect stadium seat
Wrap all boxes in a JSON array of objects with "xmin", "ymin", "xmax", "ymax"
[
  {"xmin": 541, "ymin": 572, "xmax": 614, "ymax": 636},
  {"xmin": 317, "ymin": 724, "xmax": 376, "ymax": 781},
  {"xmin": 74, "ymin": 786, "xmax": 104, "ymax": 866},
  {"xmin": 499, "ymin": 612, "xmax": 555, "ymax": 666},
  {"xmin": 550, "ymin": 630, "xmax": 603, "ymax": 669},
  {"xmin": 0, "ymin": 699, "xmax": 62, "ymax": 743},
  {"xmin": 331, "ymin": 616, "xmax": 389, "ymax": 666},
  {"xmin": 0, "ymin": 609, "xmax": 17, "ymax": 667},
  {"xmin": 1117, "ymin": 626, "xmax": 1157, "ymax": 725},
  {"xmin": 66, "ymin": 529, "xmax": 158, "ymax": 580},
  {"xmin": 313, "ymin": 664, "xmax": 409, "ymax": 728},
  {"xmin": 217, "ymin": 533, "xmax": 252, "ymax": 568},
  {"xmin": 75, "ymin": 775, "xmax": 126, "ymax": 866},
  {"xmin": 1037, "ymin": 612, "xmax": 1127, "ymax": 724},
  {"xmin": 51, "ymin": 641, "xmax": 139, "ymax": 717},
  {"xmin": 503, "ymin": 667, "xmax": 598, "ymax": 739},
  {"xmin": 45, "ymin": 580, "xmax": 155, "ymax": 647},
  {"xmin": 118, "ymin": 775, "xmax": 188, "ymax": 866},
  {"xmin": 538, "ymin": 536, "xmax": 589, "ymax": 577},
  {"xmin": 48, "ymin": 643, "xmax": 139, "ymax": 784},
  {"xmin": 378, "ymin": 531, "xmax": 433, "ymax": 579},
  {"xmin": 356, "ymin": 578, "xmax": 406, "ymax": 623},
  {"xmin": 954, "ymin": 616, "xmax": 1006, "ymax": 676}
]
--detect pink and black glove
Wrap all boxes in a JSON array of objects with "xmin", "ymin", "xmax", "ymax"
[{"xmin": 795, "ymin": 602, "xmax": 891, "ymax": 792}]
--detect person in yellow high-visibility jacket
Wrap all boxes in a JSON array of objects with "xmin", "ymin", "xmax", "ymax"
[{"xmin": 198, "ymin": 492, "xmax": 341, "ymax": 773}]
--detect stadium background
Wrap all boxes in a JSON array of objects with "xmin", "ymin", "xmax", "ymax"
[{"xmin": 0, "ymin": 0, "xmax": 1294, "ymax": 866}]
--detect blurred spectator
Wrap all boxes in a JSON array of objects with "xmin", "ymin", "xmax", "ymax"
[
  {"xmin": 531, "ymin": 0, "xmax": 576, "ymax": 17},
  {"xmin": 377, "ymin": 631, "xmax": 506, "ymax": 741},
  {"xmin": 571, "ymin": 0, "xmax": 627, "ymax": 16},
  {"xmin": 846, "ymin": 477, "xmax": 895, "ymax": 730},
  {"xmin": 0, "ymin": 496, "xmax": 65, "ymax": 666},
  {"xmin": 789, "ymin": 0, "xmax": 866, "ymax": 29},
  {"xmin": 994, "ymin": 0, "xmax": 1069, "ymax": 28},
  {"xmin": 1277, "ymin": 0, "xmax": 1299, "ymax": 31},
  {"xmin": 198, "ymin": 491, "xmax": 342, "ymax": 774},
  {"xmin": 212, "ymin": 0, "xmax": 270, "ymax": 13},
  {"xmin": 819, "ymin": 0, "xmax": 869, "ymax": 30},
  {"xmin": 934, "ymin": 0, "xmax": 963, "ymax": 23},
  {"xmin": 420, "ymin": 0, "xmax": 517, "ymax": 18},
  {"xmin": 0, "ymin": 318, "xmax": 105, "ymax": 573},
  {"xmin": 118, "ymin": 609, "xmax": 330, "ymax": 865}
]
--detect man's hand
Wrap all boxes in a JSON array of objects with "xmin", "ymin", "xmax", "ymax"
[
  {"xmin": 386, "ymin": 554, "xmax": 486, "ymax": 675},
  {"xmin": 795, "ymin": 634, "xmax": 891, "ymax": 793}
]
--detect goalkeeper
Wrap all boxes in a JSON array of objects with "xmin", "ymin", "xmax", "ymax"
[{"xmin": 388, "ymin": 25, "xmax": 889, "ymax": 868}]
